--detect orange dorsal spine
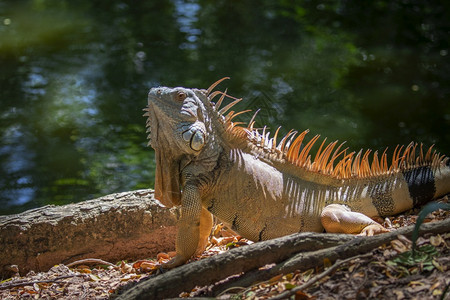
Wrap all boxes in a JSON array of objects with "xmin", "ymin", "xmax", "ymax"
[{"xmin": 206, "ymin": 78, "xmax": 448, "ymax": 179}]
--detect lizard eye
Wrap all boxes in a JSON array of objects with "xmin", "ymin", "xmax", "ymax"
[{"xmin": 176, "ymin": 91, "xmax": 187, "ymax": 102}]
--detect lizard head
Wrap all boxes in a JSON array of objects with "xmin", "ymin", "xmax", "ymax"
[
  {"xmin": 146, "ymin": 86, "xmax": 209, "ymax": 154},
  {"xmin": 145, "ymin": 86, "xmax": 211, "ymax": 207}
]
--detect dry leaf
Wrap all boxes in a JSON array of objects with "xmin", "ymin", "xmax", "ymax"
[
  {"xmin": 323, "ymin": 258, "xmax": 332, "ymax": 268},
  {"xmin": 268, "ymin": 274, "xmax": 283, "ymax": 283},
  {"xmin": 393, "ymin": 290, "xmax": 405, "ymax": 299},
  {"xmin": 133, "ymin": 260, "xmax": 158, "ymax": 272},
  {"xmin": 119, "ymin": 261, "xmax": 133, "ymax": 274},
  {"xmin": 396, "ymin": 234, "xmax": 412, "ymax": 246},
  {"xmin": 302, "ymin": 269, "xmax": 314, "ymax": 282},
  {"xmin": 132, "ymin": 260, "xmax": 144, "ymax": 269},
  {"xmin": 431, "ymin": 260, "xmax": 443, "ymax": 272},
  {"xmin": 408, "ymin": 280, "xmax": 424, "ymax": 287},
  {"xmin": 81, "ymin": 268, "xmax": 92, "ymax": 274},
  {"xmin": 220, "ymin": 236, "xmax": 236, "ymax": 246},
  {"xmin": 156, "ymin": 253, "xmax": 170, "ymax": 260},
  {"xmin": 89, "ymin": 274, "xmax": 101, "ymax": 281},
  {"xmin": 210, "ymin": 236, "xmax": 219, "ymax": 245},
  {"xmin": 295, "ymin": 290, "xmax": 313, "ymax": 300},
  {"xmin": 429, "ymin": 235, "xmax": 443, "ymax": 247},
  {"xmin": 212, "ymin": 223, "xmax": 224, "ymax": 236},
  {"xmin": 352, "ymin": 271, "xmax": 365, "ymax": 278},
  {"xmin": 348, "ymin": 264, "xmax": 356, "ymax": 272},
  {"xmin": 390, "ymin": 239, "xmax": 408, "ymax": 253},
  {"xmin": 430, "ymin": 281, "xmax": 441, "ymax": 291}
]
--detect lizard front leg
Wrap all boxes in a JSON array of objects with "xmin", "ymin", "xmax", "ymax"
[
  {"xmin": 321, "ymin": 204, "xmax": 389, "ymax": 236},
  {"xmin": 196, "ymin": 207, "xmax": 213, "ymax": 255},
  {"xmin": 163, "ymin": 183, "xmax": 202, "ymax": 268}
]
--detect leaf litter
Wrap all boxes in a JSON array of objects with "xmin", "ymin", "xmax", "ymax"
[{"xmin": 0, "ymin": 197, "xmax": 448, "ymax": 299}]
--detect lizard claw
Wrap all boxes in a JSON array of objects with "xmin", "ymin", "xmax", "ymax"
[
  {"xmin": 359, "ymin": 224, "xmax": 390, "ymax": 236},
  {"xmin": 161, "ymin": 254, "xmax": 189, "ymax": 269}
]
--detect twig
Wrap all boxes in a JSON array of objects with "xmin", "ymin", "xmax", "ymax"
[
  {"xmin": 216, "ymin": 286, "xmax": 246, "ymax": 297},
  {"xmin": 0, "ymin": 274, "xmax": 87, "ymax": 290},
  {"xmin": 268, "ymin": 253, "xmax": 372, "ymax": 300},
  {"xmin": 66, "ymin": 258, "xmax": 119, "ymax": 269}
]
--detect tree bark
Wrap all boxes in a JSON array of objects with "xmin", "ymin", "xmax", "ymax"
[
  {"xmin": 0, "ymin": 189, "xmax": 178, "ymax": 278},
  {"xmin": 117, "ymin": 218, "xmax": 450, "ymax": 300}
]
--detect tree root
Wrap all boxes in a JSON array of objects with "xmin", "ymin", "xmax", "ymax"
[{"xmin": 117, "ymin": 218, "xmax": 450, "ymax": 300}]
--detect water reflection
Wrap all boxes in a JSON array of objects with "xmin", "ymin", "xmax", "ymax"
[
  {"xmin": 174, "ymin": 0, "xmax": 201, "ymax": 48},
  {"xmin": 0, "ymin": 0, "xmax": 448, "ymax": 214}
]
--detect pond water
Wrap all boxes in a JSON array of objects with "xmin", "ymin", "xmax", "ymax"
[{"xmin": 0, "ymin": 0, "xmax": 449, "ymax": 214}]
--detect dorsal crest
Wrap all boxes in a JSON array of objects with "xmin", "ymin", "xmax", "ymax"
[{"xmin": 206, "ymin": 78, "xmax": 448, "ymax": 180}]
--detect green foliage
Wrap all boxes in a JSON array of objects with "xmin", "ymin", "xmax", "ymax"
[
  {"xmin": 284, "ymin": 283, "xmax": 297, "ymax": 290},
  {"xmin": 387, "ymin": 244, "xmax": 439, "ymax": 276},
  {"xmin": 386, "ymin": 201, "xmax": 449, "ymax": 277},
  {"xmin": 411, "ymin": 202, "xmax": 450, "ymax": 253},
  {"xmin": 225, "ymin": 242, "xmax": 237, "ymax": 250}
]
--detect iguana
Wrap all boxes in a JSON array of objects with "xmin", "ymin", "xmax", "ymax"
[{"xmin": 143, "ymin": 77, "xmax": 450, "ymax": 268}]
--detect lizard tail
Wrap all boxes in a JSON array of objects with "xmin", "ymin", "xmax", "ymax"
[{"xmin": 401, "ymin": 154, "xmax": 449, "ymax": 208}]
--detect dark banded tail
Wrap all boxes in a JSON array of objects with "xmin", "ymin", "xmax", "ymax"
[{"xmin": 403, "ymin": 159, "xmax": 450, "ymax": 207}]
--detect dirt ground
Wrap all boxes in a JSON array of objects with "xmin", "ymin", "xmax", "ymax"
[{"xmin": 0, "ymin": 198, "xmax": 449, "ymax": 300}]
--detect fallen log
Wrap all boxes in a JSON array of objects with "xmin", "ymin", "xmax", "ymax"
[
  {"xmin": 0, "ymin": 189, "xmax": 178, "ymax": 278},
  {"xmin": 117, "ymin": 218, "xmax": 450, "ymax": 300}
]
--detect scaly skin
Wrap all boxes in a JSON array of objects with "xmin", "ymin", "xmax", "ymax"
[{"xmin": 144, "ymin": 79, "xmax": 450, "ymax": 268}]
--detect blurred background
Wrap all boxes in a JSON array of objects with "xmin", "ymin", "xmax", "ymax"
[{"xmin": 0, "ymin": 0, "xmax": 449, "ymax": 214}]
